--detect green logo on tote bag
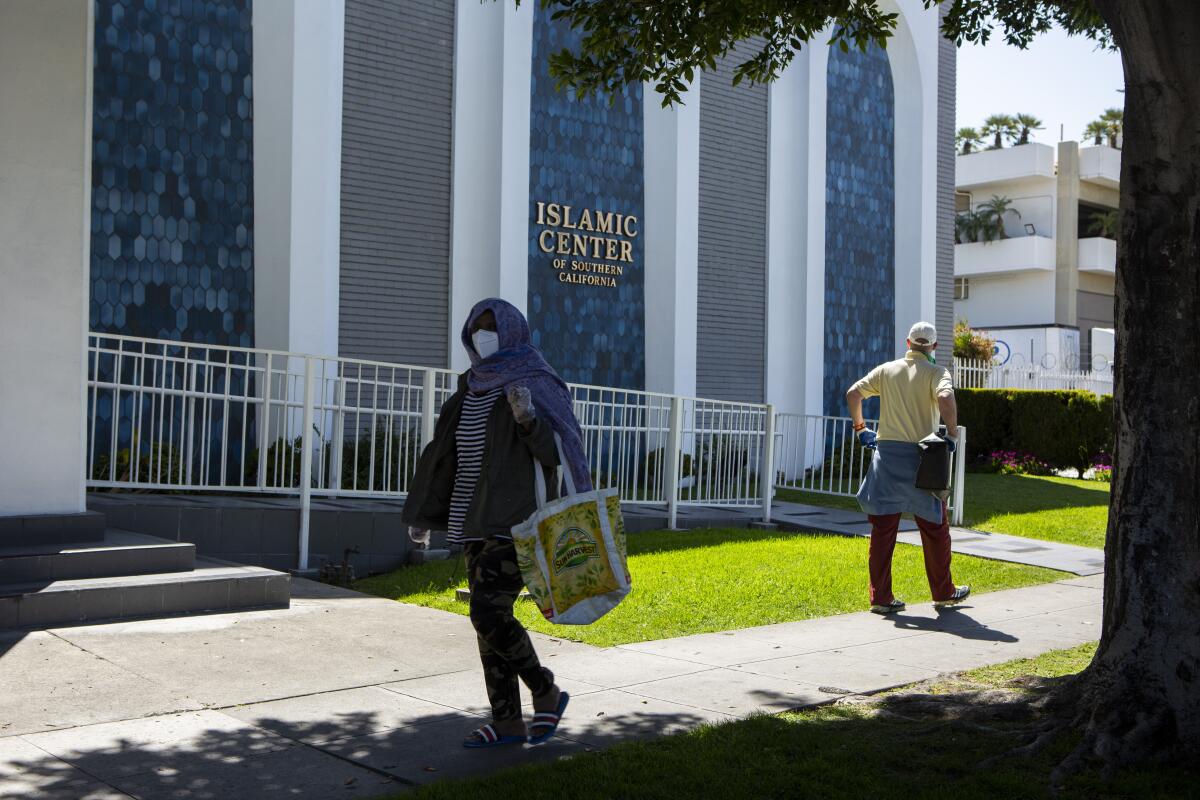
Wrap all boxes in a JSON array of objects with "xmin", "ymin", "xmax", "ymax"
[{"xmin": 553, "ymin": 528, "xmax": 600, "ymax": 573}]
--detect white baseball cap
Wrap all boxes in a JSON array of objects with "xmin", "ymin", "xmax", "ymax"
[{"xmin": 907, "ymin": 321, "xmax": 937, "ymax": 346}]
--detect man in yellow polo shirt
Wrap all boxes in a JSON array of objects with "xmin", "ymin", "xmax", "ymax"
[{"xmin": 846, "ymin": 321, "xmax": 970, "ymax": 615}]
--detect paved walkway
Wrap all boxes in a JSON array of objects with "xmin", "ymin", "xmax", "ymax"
[
  {"xmin": 624, "ymin": 500, "xmax": 1105, "ymax": 575},
  {"xmin": 770, "ymin": 501, "xmax": 1106, "ymax": 575},
  {"xmin": 1, "ymin": 573, "xmax": 1102, "ymax": 799}
]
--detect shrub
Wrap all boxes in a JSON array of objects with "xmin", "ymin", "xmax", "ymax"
[
  {"xmin": 953, "ymin": 320, "xmax": 996, "ymax": 362},
  {"xmin": 244, "ymin": 436, "xmax": 306, "ymax": 488},
  {"xmin": 694, "ymin": 435, "xmax": 751, "ymax": 482},
  {"xmin": 957, "ymin": 388, "xmax": 1113, "ymax": 474},
  {"xmin": 641, "ymin": 447, "xmax": 694, "ymax": 488},
  {"xmin": 337, "ymin": 421, "xmax": 421, "ymax": 492},
  {"xmin": 985, "ymin": 450, "xmax": 1055, "ymax": 477},
  {"xmin": 91, "ymin": 435, "xmax": 184, "ymax": 486},
  {"xmin": 956, "ymin": 388, "xmax": 1012, "ymax": 458}
]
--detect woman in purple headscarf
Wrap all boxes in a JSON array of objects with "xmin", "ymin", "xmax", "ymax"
[{"xmin": 403, "ymin": 298, "xmax": 585, "ymax": 748}]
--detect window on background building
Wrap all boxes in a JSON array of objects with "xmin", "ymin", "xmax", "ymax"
[
  {"xmin": 1078, "ymin": 201, "xmax": 1118, "ymax": 239},
  {"xmin": 954, "ymin": 277, "xmax": 970, "ymax": 301}
]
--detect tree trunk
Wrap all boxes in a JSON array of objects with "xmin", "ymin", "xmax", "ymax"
[{"xmin": 1077, "ymin": 0, "xmax": 1200, "ymax": 768}]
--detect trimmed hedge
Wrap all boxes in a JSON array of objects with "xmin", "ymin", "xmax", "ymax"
[{"xmin": 957, "ymin": 389, "xmax": 1113, "ymax": 473}]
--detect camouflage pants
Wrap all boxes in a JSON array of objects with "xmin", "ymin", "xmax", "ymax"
[{"xmin": 464, "ymin": 538, "xmax": 554, "ymax": 722}]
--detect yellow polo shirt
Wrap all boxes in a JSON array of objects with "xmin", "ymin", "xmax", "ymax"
[{"xmin": 851, "ymin": 351, "xmax": 954, "ymax": 443}]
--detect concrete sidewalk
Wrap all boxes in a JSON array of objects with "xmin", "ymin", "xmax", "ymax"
[
  {"xmin": 771, "ymin": 501, "xmax": 1107, "ymax": 575},
  {"xmin": 622, "ymin": 500, "xmax": 1106, "ymax": 575},
  {"xmin": 1, "ymin": 575, "xmax": 1102, "ymax": 799}
]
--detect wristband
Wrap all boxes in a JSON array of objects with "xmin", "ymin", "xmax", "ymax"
[{"xmin": 853, "ymin": 422, "xmax": 866, "ymax": 432}]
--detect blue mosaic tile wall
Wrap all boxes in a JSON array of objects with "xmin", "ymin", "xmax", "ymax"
[
  {"xmin": 90, "ymin": 0, "xmax": 254, "ymax": 347},
  {"xmin": 824, "ymin": 43, "xmax": 895, "ymax": 419},
  {"xmin": 527, "ymin": 4, "xmax": 645, "ymax": 390}
]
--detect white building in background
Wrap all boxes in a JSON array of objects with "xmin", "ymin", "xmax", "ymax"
[{"xmin": 952, "ymin": 141, "xmax": 1120, "ymax": 370}]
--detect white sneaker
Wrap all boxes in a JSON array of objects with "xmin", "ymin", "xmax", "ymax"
[
  {"xmin": 869, "ymin": 599, "xmax": 906, "ymax": 615},
  {"xmin": 934, "ymin": 585, "xmax": 971, "ymax": 608}
]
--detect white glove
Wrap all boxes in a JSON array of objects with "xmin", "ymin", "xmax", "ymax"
[
  {"xmin": 408, "ymin": 526, "xmax": 430, "ymax": 546},
  {"xmin": 506, "ymin": 385, "xmax": 537, "ymax": 426}
]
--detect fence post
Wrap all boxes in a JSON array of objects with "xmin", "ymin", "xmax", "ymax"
[
  {"xmin": 329, "ymin": 372, "xmax": 345, "ymax": 492},
  {"xmin": 952, "ymin": 425, "xmax": 968, "ymax": 526},
  {"xmin": 665, "ymin": 395, "xmax": 683, "ymax": 529},
  {"xmin": 184, "ymin": 360, "xmax": 197, "ymax": 486},
  {"xmin": 421, "ymin": 368, "xmax": 437, "ymax": 449},
  {"xmin": 256, "ymin": 353, "xmax": 271, "ymax": 489},
  {"xmin": 761, "ymin": 404, "xmax": 776, "ymax": 524},
  {"xmin": 297, "ymin": 357, "xmax": 316, "ymax": 571}
]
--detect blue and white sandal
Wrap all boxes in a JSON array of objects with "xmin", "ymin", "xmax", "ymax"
[
  {"xmin": 528, "ymin": 691, "xmax": 570, "ymax": 745},
  {"xmin": 463, "ymin": 723, "xmax": 526, "ymax": 749}
]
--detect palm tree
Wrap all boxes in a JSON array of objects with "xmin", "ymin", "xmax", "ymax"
[
  {"xmin": 976, "ymin": 195, "xmax": 1022, "ymax": 241},
  {"xmin": 1014, "ymin": 113, "xmax": 1044, "ymax": 145},
  {"xmin": 956, "ymin": 127, "xmax": 984, "ymax": 155},
  {"xmin": 1088, "ymin": 209, "xmax": 1119, "ymax": 239},
  {"xmin": 1083, "ymin": 120, "xmax": 1107, "ymax": 145},
  {"xmin": 955, "ymin": 210, "xmax": 984, "ymax": 243},
  {"xmin": 1101, "ymin": 107, "xmax": 1124, "ymax": 148},
  {"xmin": 981, "ymin": 114, "xmax": 1019, "ymax": 149}
]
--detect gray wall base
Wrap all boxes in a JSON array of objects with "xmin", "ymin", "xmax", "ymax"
[
  {"xmin": 0, "ymin": 511, "xmax": 106, "ymax": 548},
  {"xmin": 87, "ymin": 494, "xmax": 443, "ymax": 577}
]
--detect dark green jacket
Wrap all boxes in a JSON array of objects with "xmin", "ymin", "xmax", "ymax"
[{"xmin": 402, "ymin": 372, "xmax": 560, "ymax": 538}]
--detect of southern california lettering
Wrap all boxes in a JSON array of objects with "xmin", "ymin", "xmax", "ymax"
[{"xmin": 534, "ymin": 201, "xmax": 638, "ymax": 289}]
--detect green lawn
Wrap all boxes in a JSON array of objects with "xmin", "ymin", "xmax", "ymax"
[
  {"xmin": 778, "ymin": 472, "xmax": 1110, "ymax": 549},
  {"xmin": 355, "ymin": 528, "xmax": 1064, "ymax": 648},
  {"xmin": 381, "ymin": 642, "xmax": 1199, "ymax": 800}
]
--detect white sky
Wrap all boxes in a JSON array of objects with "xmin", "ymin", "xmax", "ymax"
[{"xmin": 955, "ymin": 26, "xmax": 1125, "ymax": 145}]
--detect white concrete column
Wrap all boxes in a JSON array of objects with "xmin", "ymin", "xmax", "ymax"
[
  {"xmin": 1055, "ymin": 141, "xmax": 1081, "ymax": 327},
  {"xmin": 448, "ymin": 0, "xmax": 533, "ymax": 371},
  {"xmin": 253, "ymin": 0, "xmax": 344, "ymax": 357},
  {"xmin": 0, "ymin": 0, "xmax": 93, "ymax": 515},
  {"xmin": 765, "ymin": 57, "xmax": 813, "ymax": 416},
  {"xmin": 886, "ymin": 0, "xmax": 941, "ymax": 353},
  {"xmin": 497, "ymin": 3, "xmax": 534, "ymax": 313},
  {"xmin": 801, "ymin": 44, "xmax": 830, "ymax": 417},
  {"xmin": 643, "ymin": 83, "xmax": 700, "ymax": 399}
]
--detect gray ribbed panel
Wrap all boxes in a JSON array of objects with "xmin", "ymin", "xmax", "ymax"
[
  {"xmin": 339, "ymin": 0, "xmax": 453, "ymax": 366},
  {"xmin": 936, "ymin": 10, "xmax": 956, "ymax": 343},
  {"xmin": 696, "ymin": 45, "xmax": 769, "ymax": 402}
]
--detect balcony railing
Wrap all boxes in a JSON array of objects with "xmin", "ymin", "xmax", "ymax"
[
  {"xmin": 956, "ymin": 143, "xmax": 1056, "ymax": 189},
  {"xmin": 955, "ymin": 234, "xmax": 1056, "ymax": 277},
  {"xmin": 1078, "ymin": 236, "xmax": 1116, "ymax": 274},
  {"xmin": 1079, "ymin": 145, "xmax": 1121, "ymax": 188}
]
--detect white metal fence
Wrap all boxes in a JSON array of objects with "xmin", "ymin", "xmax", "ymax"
[
  {"xmin": 953, "ymin": 357, "xmax": 1113, "ymax": 396},
  {"xmin": 88, "ymin": 333, "xmax": 976, "ymax": 567},
  {"xmin": 86, "ymin": 334, "xmax": 779, "ymax": 566},
  {"xmin": 773, "ymin": 414, "xmax": 967, "ymax": 526}
]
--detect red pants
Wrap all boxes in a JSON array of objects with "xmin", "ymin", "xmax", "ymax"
[{"xmin": 867, "ymin": 505, "xmax": 955, "ymax": 604}]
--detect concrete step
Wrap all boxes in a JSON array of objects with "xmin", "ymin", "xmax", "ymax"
[
  {"xmin": 0, "ymin": 511, "xmax": 107, "ymax": 548},
  {"xmin": 0, "ymin": 560, "xmax": 290, "ymax": 630},
  {"xmin": 0, "ymin": 530, "xmax": 194, "ymax": 584}
]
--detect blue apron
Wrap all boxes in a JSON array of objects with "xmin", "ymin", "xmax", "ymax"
[{"xmin": 856, "ymin": 440, "xmax": 944, "ymax": 524}]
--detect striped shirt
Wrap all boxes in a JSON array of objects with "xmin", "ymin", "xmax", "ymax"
[{"xmin": 447, "ymin": 389, "xmax": 503, "ymax": 545}]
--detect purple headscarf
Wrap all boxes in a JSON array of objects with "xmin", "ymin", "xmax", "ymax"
[{"xmin": 461, "ymin": 298, "xmax": 593, "ymax": 492}]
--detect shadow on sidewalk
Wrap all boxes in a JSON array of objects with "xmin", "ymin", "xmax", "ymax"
[
  {"xmin": 883, "ymin": 609, "xmax": 1019, "ymax": 642},
  {"xmin": 5, "ymin": 700, "xmax": 723, "ymax": 798}
]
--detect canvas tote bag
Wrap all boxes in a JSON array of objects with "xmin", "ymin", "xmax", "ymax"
[{"xmin": 511, "ymin": 435, "xmax": 631, "ymax": 625}]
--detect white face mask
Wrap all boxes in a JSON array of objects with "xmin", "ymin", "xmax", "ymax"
[{"xmin": 472, "ymin": 329, "xmax": 500, "ymax": 359}]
